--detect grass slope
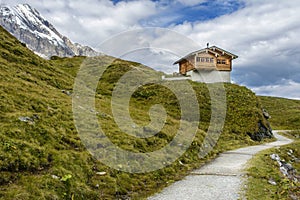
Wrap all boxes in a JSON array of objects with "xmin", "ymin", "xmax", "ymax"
[
  {"xmin": 1, "ymin": 25, "xmax": 269, "ymax": 199},
  {"xmin": 259, "ymin": 96, "xmax": 300, "ymax": 130}
]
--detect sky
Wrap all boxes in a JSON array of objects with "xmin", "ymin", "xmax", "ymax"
[{"xmin": 2, "ymin": 0, "xmax": 300, "ymax": 99}]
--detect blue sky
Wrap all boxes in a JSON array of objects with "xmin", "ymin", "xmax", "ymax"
[
  {"xmin": 143, "ymin": 0, "xmax": 245, "ymax": 26},
  {"xmin": 3, "ymin": 0, "xmax": 300, "ymax": 99},
  {"xmin": 110, "ymin": 0, "xmax": 245, "ymax": 26}
]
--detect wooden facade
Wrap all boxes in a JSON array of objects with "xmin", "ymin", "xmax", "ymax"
[{"xmin": 174, "ymin": 46, "xmax": 238, "ymax": 75}]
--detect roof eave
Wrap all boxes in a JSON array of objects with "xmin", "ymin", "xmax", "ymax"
[{"xmin": 210, "ymin": 46, "xmax": 238, "ymax": 58}]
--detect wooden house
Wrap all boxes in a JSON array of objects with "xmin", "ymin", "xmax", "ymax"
[{"xmin": 173, "ymin": 45, "xmax": 238, "ymax": 83}]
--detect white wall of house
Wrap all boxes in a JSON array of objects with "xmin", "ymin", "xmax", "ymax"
[
  {"xmin": 161, "ymin": 75, "xmax": 192, "ymax": 81},
  {"xmin": 186, "ymin": 70, "xmax": 231, "ymax": 83}
]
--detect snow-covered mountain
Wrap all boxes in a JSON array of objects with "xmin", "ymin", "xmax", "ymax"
[{"xmin": 0, "ymin": 4, "xmax": 101, "ymax": 58}]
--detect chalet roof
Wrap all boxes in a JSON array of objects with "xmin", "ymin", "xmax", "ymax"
[{"xmin": 173, "ymin": 46, "xmax": 238, "ymax": 64}]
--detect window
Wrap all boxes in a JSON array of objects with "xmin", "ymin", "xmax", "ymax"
[
  {"xmin": 197, "ymin": 57, "xmax": 214, "ymax": 63},
  {"xmin": 217, "ymin": 59, "xmax": 226, "ymax": 64}
]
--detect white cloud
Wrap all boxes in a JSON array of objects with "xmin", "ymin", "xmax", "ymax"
[
  {"xmin": 252, "ymin": 80, "xmax": 300, "ymax": 100},
  {"xmin": 175, "ymin": 0, "xmax": 206, "ymax": 6},
  {"xmin": 171, "ymin": 0, "xmax": 300, "ymax": 54},
  {"xmin": 97, "ymin": 28, "xmax": 200, "ymax": 73}
]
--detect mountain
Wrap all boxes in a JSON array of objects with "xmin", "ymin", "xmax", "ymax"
[{"xmin": 0, "ymin": 4, "xmax": 101, "ymax": 58}]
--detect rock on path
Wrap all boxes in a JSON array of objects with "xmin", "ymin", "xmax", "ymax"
[{"xmin": 148, "ymin": 131, "xmax": 293, "ymax": 200}]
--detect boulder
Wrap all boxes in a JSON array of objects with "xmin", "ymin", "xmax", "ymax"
[
  {"xmin": 247, "ymin": 108, "xmax": 273, "ymax": 141},
  {"xmin": 247, "ymin": 121, "xmax": 273, "ymax": 141}
]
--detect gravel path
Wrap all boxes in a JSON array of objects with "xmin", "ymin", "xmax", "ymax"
[{"xmin": 148, "ymin": 131, "xmax": 293, "ymax": 200}]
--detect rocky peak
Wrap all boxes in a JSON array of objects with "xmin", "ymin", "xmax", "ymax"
[{"xmin": 0, "ymin": 4, "xmax": 101, "ymax": 58}]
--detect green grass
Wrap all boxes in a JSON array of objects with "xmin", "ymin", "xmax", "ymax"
[
  {"xmin": 0, "ymin": 25, "xmax": 272, "ymax": 199},
  {"xmin": 259, "ymin": 96, "xmax": 300, "ymax": 130},
  {"xmin": 245, "ymin": 133, "xmax": 300, "ymax": 200}
]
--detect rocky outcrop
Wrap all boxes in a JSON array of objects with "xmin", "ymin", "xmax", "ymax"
[
  {"xmin": 0, "ymin": 4, "xmax": 101, "ymax": 58},
  {"xmin": 63, "ymin": 37, "xmax": 100, "ymax": 57},
  {"xmin": 270, "ymin": 153, "xmax": 300, "ymax": 183},
  {"xmin": 248, "ymin": 109, "xmax": 273, "ymax": 141}
]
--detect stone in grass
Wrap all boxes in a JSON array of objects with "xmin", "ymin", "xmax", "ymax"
[
  {"xmin": 18, "ymin": 114, "xmax": 39, "ymax": 124},
  {"xmin": 270, "ymin": 153, "xmax": 281, "ymax": 161},
  {"xmin": 290, "ymin": 194, "xmax": 299, "ymax": 200},
  {"xmin": 19, "ymin": 116, "xmax": 34, "ymax": 125},
  {"xmin": 19, "ymin": 116, "xmax": 31, "ymax": 122},
  {"xmin": 280, "ymin": 166, "xmax": 289, "ymax": 177},
  {"xmin": 96, "ymin": 172, "xmax": 107, "ymax": 176},
  {"xmin": 268, "ymin": 178, "xmax": 277, "ymax": 186},
  {"xmin": 262, "ymin": 109, "xmax": 271, "ymax": 119},
  {"xmin": 283, "ymin": 163, "xmax": 294, "ymax": 171},
  {"xmin": 61, "ymin": 90, "xmax": 72, "ymax": 96},
  {"xmin": 51, "ymin": 175, "xmax": 60, "ymax": 180}
]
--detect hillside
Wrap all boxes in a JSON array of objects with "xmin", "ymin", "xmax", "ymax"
[
  {"xmin": 0, "ymin": 25, "xmax": 271, "ymax": 199},
  {"xmin": 259, "ymin": 96, "xmax": 300, "ymax": 130}
]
